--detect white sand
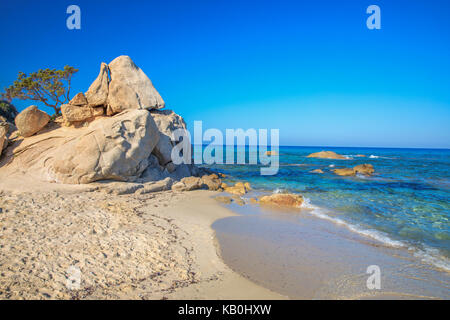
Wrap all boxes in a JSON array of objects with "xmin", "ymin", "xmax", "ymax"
[{"xmin": 0, "ymin": 177, "xmax": 285, "ymax": 300}]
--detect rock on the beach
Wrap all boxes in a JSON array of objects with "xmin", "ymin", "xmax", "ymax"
[
  {"xmin": 306, "ymin": 151, "xmax": 347, "ymax": 160},
  {"xmin": 224, "ymin": 182, "xmax": 248, "ymax": 196},
  {"xmin": 14, "ymin": 105, "xmax": 50, "ymax": 137},
  {"xmin": 106, "ymin": 56, "xmax": 164, "ymax": 115},
  {"xmin": 215, "ymin": 196, "xmax": 233, "ymax": 204},
  {"xmin": 61, "ymin": 104, "xmax": 94, "ymax": 123},
  {"xmin": 85, "ymin": 62, "xmax": 109, "ymax": 107},
  {"xmin": 69, "ymin": 92, "xmax": 88, "ymax": 106},
  {"xmin": 333, "ymin": 168, "xmax": 356, "ymax": 176},
  {"xmin": 201, "ymin": 174, "xmax": 222, "ymax": 191},
  {"xmin": 50, "ymin": 110, "xmax": 160, "ymax": 183},
  {"xmin": 135, "ymin": 178, "xmax": 174, "ymax": 194},
  {"xmin": 150, "ymin": 109, "xmax": 186, "ymax": 166},
  {"xmin": 171, "ymin": 176, "xmax": 205, "ymax": 191},
  {"xmin": 259, "ymin": 193, "xmax": 304, "ymax": 208},
  {"xmin": 311, "ymin": 169, "xmax": 324, "ymax": 174},
  {"xmin": 5, "ymin": 109, "xmax": 160, "ymax": 184}
]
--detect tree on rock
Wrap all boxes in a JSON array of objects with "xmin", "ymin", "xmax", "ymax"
[{"xmin": 2, "ymin": 66, "xmax": 78, "ymax": 115}]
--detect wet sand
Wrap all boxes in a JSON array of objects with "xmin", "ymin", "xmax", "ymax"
[{"xmin": 213, "ymin": 199, "xmax": 450, "ymax": 299}]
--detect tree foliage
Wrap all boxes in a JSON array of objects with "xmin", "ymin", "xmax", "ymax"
[
  {"xmin": 0, "ymin": 100, "xmax": 19, "ymax": 123},
  {"xmin": 2, "ymin": 66, "xmax": 78, "ymax": 115}
]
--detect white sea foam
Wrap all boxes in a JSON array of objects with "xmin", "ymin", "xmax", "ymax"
[
  {"xmin": 329, "ymin": 164, "xmax": 335, "ymax": 168},
  {"xmin": 369, "ymin": 155, "xmax": 379, "ymax": 159},
  {"xmin": 300, "ymin": 197, "xmax": 450, "ymax": 272}
]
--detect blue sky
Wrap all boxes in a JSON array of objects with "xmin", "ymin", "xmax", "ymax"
[{"xmin": 1, "ymin": 0, "xmax": 449, "ymax": 148}]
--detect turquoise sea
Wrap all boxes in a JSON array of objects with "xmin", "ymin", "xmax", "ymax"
[{"xmin": 199, "ymin": 146, "xmax": 450, "ymax": 272}]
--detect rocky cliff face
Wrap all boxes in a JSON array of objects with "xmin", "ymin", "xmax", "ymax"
[{"xmin": 0, "ymin": 56, "xmax": 201, "ymax": 184}]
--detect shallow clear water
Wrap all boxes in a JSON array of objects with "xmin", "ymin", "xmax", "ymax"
[{"xmin": 199, "ymin": 146, "xmax": 450, "ymax": 270}]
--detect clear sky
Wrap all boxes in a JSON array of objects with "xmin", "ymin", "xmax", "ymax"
[{"xmin": 1, "ymin": 0, "xmax": 449, "ymax": 148}]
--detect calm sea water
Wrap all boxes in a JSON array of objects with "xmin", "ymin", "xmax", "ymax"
[{"xmin": 198, "ymin": 146, "xmax": 450, "ymax": 271}]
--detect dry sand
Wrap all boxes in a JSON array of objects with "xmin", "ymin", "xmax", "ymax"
[{"xmin": 0, "ymin": 176, "xmax": 285, "ymax": 300}]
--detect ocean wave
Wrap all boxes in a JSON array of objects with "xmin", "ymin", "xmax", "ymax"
[{"xmin": 300, "ymin": 197, "xmax": 450, "ymax": 272}]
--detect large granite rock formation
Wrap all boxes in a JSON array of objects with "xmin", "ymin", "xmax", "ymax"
[
  {"xmin": 0, "ymin": 56, "xmax": 205, "ymax": 187},
  {"xmin": 107, "ymin": 55, "xmax": 164, "ymax": 115}
]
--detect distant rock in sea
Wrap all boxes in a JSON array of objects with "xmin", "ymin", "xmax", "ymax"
[
  {"xmin": 333, "ymin": 163, "xmax": 374, "ymax": 176},
  {"xmin": 306, "ymin": 151, "xmax": 348, "ymax": 160}
]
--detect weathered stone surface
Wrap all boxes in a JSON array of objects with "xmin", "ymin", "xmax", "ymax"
[
  {"xmin": 106, "ymin": 56, "xmax": 164, "ymax": 115},
  {"xmin": 69, "ymin": 92, "xmax": 88, "ymax": 106},
  {"xmin": 201, "ymin": 174, "xmax": 222, "ymax": 191},
  {"xmin": 215, "ymin": 196, "xmax": 233, "ymax": 204},
  {"xmin": 5, "ymin": 110, "xmax": 160, "ymax": 184},
  {"xmin": 333, "ymin": 168, "xmax": 356, "ymax": 176},
  {"xmin": 259, "ymin": 193, "xmax": 304, "ymax": 208},
  {"xmin": 224, "ymin": 182, "xmax": 247, "ymax": 196},
  {"xmin": 61, "ymin": 104, "xmax": 94, "ymax": 123},
  {"xmin": 104, "ymin": 182, "xmax": 144, "ymax": 195},
  {"xmin": 150, "ymin": 109, "xmax": 186, "ymax": 166},
  {"xmin": 135, "ymin": 178, "xmax": 173, "ymax": 194},
  {"xmin": 51, "ymin": 110, "xmax": 159, "ymax": 183},
  {"xmin": 85, "ymin": 62, "xmax": 109, "ymax": 107},
  {"xmin": 231, "ymin": 195, "xmax": 245, "ymax": 206},
  {"xmin": 306, "ymin": 151, "xmax": 347, "ymax": 160},
  {"xmin": 354, "ymin": 164, "xmax": 374, "ymax": 175},
  {"xmin": 14, "ymin": 105, "xmax": 50, "ymax": 137},
  {"xmin": 333, "ymin": 164, "xmax": 375, "ymax": 176}
]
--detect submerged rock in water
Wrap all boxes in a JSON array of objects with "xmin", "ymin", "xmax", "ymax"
[
  {"xmin": 311, "ymin": 169, "xmax": 324, "ymax": 174},
  {"xmin": 353, "ymin": 163, "xmax": 374, "ymax": 175},
  {"xmin": 333, "ymin": 163, "xmax": 374, "ymax": 176},
  {"xmin": 259, "ymin": 193, "xmax": 304, "ymax": 208},
  {"xmin": 306, "ymin": 151, "xmax": 347, "ymax": 160}
]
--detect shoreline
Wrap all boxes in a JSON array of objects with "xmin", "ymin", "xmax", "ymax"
[
  {"xmin": 212, "ymin": 194, "xmax": 450, "ymax": 300},
  {"xmin": 0, "ymin": 176, "xmax": 285, "ymax": 300}
]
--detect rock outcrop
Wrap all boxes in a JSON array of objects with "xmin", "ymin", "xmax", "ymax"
[
  {"xmin": 50, "ymin": 110, "xmax": 160, "ymax": 183},
  {"xmin": 150, "ymin": 109, "xmax": 186, "ymax": 167},
  {"xmin": 107, "ymin": 56, "xmax": 164, "ymax": 115},
  {"xmin": 85, "ymin": 62, "xmax": 109, "ymax": 107},
  {"xmin": 14, "ymin": 105, "xmax": 50, "ymax": 137},
  {"xmin": 69, "ymin": 92, "xmax": 88, "ymax": 106},
  {"xmin": 333, "ymin": 164, "xmax": 374, "ymax": 176},
  {"xmin": 311, "ymin": 169, "xmax": 324, "ymax": 174},
  {"xmin": 0, "ymin": 55, "xmax": 208, "ymax": 188},
  {"xmin": 259, "ymin": 193, "xmax": 304, "ymax": 208},
  {"xmin": 224, "ymin": 182, "xmax": 251, "ymax": 196},
  {"xmin": 306, "ymin": 151, "xmax": 347, "ymax": 160}
]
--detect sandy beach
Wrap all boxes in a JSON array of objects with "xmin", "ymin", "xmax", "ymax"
[{"xmin": 0, "ymin": 175, "xmax": 285, "ymax": 300}]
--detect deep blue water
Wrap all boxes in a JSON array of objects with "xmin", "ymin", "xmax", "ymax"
[{"xmin": 198, "ymin": 146, "xmax": 450, "ymax": 270}]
